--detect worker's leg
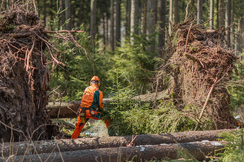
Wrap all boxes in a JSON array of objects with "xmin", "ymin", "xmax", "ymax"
[
  {"xmin": 104, "ymin": 118, "xmax": 112, "ymax": 136},
  {"xmin": 71, "ymin": 108, "xmax": 87, "ymax": 139},
  {"xmin": 88, "ymin": 109, "xmax": 112, "ymax": 135}
]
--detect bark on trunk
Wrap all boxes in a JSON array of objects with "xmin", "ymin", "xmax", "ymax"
[
  {"xmin": 173, "ymin": 0, "xmax": 179, "ymax": 25},
  {"xmin": 218, "ymin": 0, "xmax": 225, "ymax": 28},
  {"xmin": 115, "ymin": 0, "xmax": 121, "ymax": 47},
  {"xmin": 169, "ymin": 0, "xmax": 172, "ymax": 35},
  {"xmin": 65, "ymin": 0, "xmax": 71, "ymax": 30},
  {"xmin": 59, "ymin": 0, "xmax": 64, "ymax": 28},
  {"xmin": 110, "ymin": 0, "xmax": 115, "ymax": 51},
  {"xmin": 146, "ymin": 0, "xmax": 157, "ymax": 52},
  {"xmin": 197, "ymin": 0, "xmax": 203, "ymax": 24},
  {"xmin": 90, "ymin": 0, "xmax": 97, "ymax": 44},
  {"xmin": 125, "ymin": 0, "xmax": 131, "ymax": 38},
  {"xmin": 225, "ymin": 0, "xmax": 231, "ymax": 47},
  {"xmin": 5, "ymin": 141, "xmax": 227, "ymax": 162},
  {"xmin": 44, "ymin": 0, "xmax": 47, "ymax": 26},
  {"xmin": 0, "ymin": 129, "xmax": 234, "ymax": 156},
  {"xmin": 131, "ymin": 0, "xmax": 139, "ymax": 37},
  {"xmin": 210, "ymin": 0, "xmax": 214, "ymax": 29},
  {"xmin": 158, "ymin": 0, "xmax": 166, "ymax": 58}
]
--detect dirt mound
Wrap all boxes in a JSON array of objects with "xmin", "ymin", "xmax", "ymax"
[
  {"xmin": 0, "ymin": 3, "xmax": 58, "ymax": 142},
  {"xmin": 155, "ymin": 20, "xmax": 240, "ymax": 130}
]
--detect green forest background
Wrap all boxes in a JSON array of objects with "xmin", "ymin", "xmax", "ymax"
[
  {"xmin": 2, "ymin": 0, "xmax": 243, "ymax": 135},
  {"xmin": 1, "ymin": 0, "xmax": 244, "ymax": 161}
]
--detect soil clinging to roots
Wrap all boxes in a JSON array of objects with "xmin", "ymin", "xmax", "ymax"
[
  {"xmin": 0, "ymin": 3, "xmax": 59, "ymax": 142},
  {"xmin": 155, "ymin": 19, "xmax": 241, "ymax": 130}
]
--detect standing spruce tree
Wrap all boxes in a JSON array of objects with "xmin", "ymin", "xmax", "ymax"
[
  {"xmin": 125, "ymin": 0, "xmax": 131, "ymax": 38},
  {"xmin": 210, "ymin": 0, "xmax": 214, "ymax": 29},
  {"xmin": 158, "ymin": 0, "xmax": 166, "ymax": 58},
  {"xmin": 225, "ymin": 0, "xmax": 231, "ymax": 47},
  {"xmin": 110, "ymin": 0, "xmax": 115, "ymax": 51},
  {"xmin": 173, "ymin": 0, "xmax": 179, "ymax": 25},
  {"xmin": 218, "ymin": 0, "xmax": 225, "ymax": 28},
  {"xmin": 116, "ymin": 0, "xmax": 121, "ymax": 47},
  {"xmin": 197, "ymin": 0, "xmax": 203, "ymax": 24},
  {"xmin": 146, "ymin": 0, "xmax": 157, "ymax": 52},
  {"xmin": 90, "ymin": 0, "xmax": 97, "ymax": 44},
  {"xmin": 131, "ymin": 0, "xmax": 139, "ymax": 38},
  {"xmin": 169, "ymin": 0, "xmax": 172, "ymax": 34},
  {"xmin": 65, "ymin": 0, "xmax": 71, "ymax": 30}
]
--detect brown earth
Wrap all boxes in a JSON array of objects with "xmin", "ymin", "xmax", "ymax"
[
  {"xmin": 0, "ymin": 3, "xmax": 59, "ymax": 142},
  {"xmin": 153, "ymin": 19, "xmax": 242, "ymax": 130}
]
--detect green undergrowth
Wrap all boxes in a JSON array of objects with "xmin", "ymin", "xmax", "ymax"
[
  {"xmin": 215, "ymin": 128, "xmax": 244, "ymax": 162},
  {"xmin": 104, "ymin": 86, "xmax": 202, "ymax": 136}
]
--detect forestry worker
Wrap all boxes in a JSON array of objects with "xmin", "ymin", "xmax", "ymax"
[{"xmin": 71, "ymin": 76, "xmax": 111, "ymax": 139}]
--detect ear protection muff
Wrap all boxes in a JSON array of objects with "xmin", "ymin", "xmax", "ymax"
[{"xmin": 90, "ymin": 81, "xmax": 100, "ymax": 87}]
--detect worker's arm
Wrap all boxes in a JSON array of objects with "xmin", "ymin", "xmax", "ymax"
[
  {"xmin": 99, "ymin": 90, "xmax": 104, "ymax": 110},
  {"xmin": 94, "ymin": 90, "xmax": 104, "ymax": 110}
]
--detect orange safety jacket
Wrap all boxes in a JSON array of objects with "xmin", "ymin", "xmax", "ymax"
[{"xmin": 80, "ymin": 84, "xmax": 104, "ymax": 110}]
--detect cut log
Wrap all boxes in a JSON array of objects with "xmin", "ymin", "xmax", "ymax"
[
  {"xmin": 0, "ymin": 129, "xmax": 234, "ymax": 156},
  {"xmin": 3, "ymin": 141, "xmax": 227, "ymax": 162},
  {"xmin": 47, "ymin": 98, "xmax": 113, "ymax": 118}
]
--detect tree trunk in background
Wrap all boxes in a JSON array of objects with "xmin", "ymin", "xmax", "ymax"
[
  {"xmin": 146, "ymin": 0, "xmax": 157, "ymax": 52},
  {"xmin": 36, "ymin": 0, "xmax": 40, "ymax": 16},
  {"xmin": 210, "ymin": 0, "xmax": 214, "ymax": 29},
  {"xmin": 125, "ymin": 0, "xmax": 131, "ymax": 38},
  {"xmin": 218, "ymin": 0, "xmax": 225, "ymax": 28},
  {"xmin": 225, "ymin": 0, "xmax": 231, "ymax": 47},
  {"xmin": 110, "ymin": 0, "xmax": 114, "ymax": 51},
  {"xmin": 131, "ymin": 0, "xmax": 139, "ymax": 39},
  {"xmin": 44, "ymin": 0, "xmax": 46, "ymax": 26},
  {"xmin": 169, "ymin": 0, "xmax": 172, "ymax": 35},
  {"xmin": 235, "ymin": 26, "xmax": 238, "ymax": 56},
  {"xmin": 116, "ymin": 0, "xmax": 121, "ymax": 47},
  {"xmin": 105, "ymin": 13, "xmax": 108, "ymax": 47},
  {"xmin": 71, "ymin": 1, "xmax": 76, "ymax": 29},
  {"xmin": 197, "ymin": 0, "xmax": 203, "ymax": 24},
  {"xmin": 216, "ymin": 0, "xmax": 219, "ymax": 28},
  {"xmin": 103, "ymin": 14, "xmax": 106, "ymax": 50},
  {"xmin": 78, "ymin": 1, "xmax": 82, "ymax": 27},
  {"xmin": 65, "ymin": 0, "xmax": 71, "ymax": 30},
  {"xmin": 90, "ymin": 0, "xmax": 97, "ymax": 44},
  {"xmin": 50, "ymin": 0, "xmax": 53, "ymax": 21},
  {"xmin": 59, "ymin": 0, "xmax": 64, "ymax": 29},
  {"xmin": 237, "ymin": 18, "xmax": 241, "ymax": 53},
  {"xmin": 173, "ymin": 0, "xmax": 178, "ymax": 25},
  {"xmin": 141, "ymin": 0, "xmax": 147, "ymax": 51},
  {"xmin": 230, "ymin": 0, "xmax": 234, "ymax": 48},
  {"xmin": 158, "ymin": 0, "xmax": 166, "ymax": 58}
]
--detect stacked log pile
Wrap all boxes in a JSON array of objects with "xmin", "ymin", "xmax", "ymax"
[{"xmin": 0, "ymin": 129, "xmax": 233, "ymax": 161}]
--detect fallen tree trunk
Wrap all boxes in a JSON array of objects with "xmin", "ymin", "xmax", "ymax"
[
  {"xmin": 47, "ymin": 98, "xmax": 112, "ymax": 118},
  {"xmin": 0, "ymin": 129, "xmax": 233, "ymax": 156},
  {"xmin": 2, "ymin": 141, "xmax": 227, "ymax": 162}
]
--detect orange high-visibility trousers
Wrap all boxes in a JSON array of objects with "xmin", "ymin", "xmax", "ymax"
[{"xmin": 71, "ymin": 108, "xmax": 111, "ymax": 139}]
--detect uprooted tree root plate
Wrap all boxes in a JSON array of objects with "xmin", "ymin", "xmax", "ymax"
[
  {"xmin": 0, "ymin": 3, "xmax": 61, "ymax": 142},
  {"xmin": 154, "ymin": 19, "xmax": 242, "ymax": 130}
]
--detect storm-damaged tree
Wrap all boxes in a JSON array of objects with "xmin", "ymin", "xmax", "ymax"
[{"xmin": 0, "ymin": 4, "xmax": 61, "ymax": 142}]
